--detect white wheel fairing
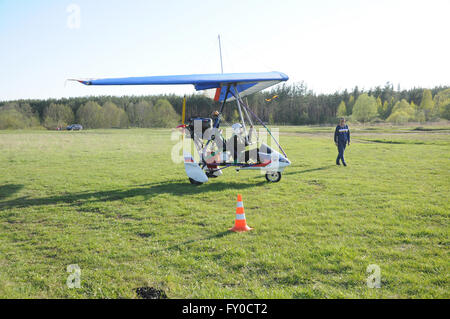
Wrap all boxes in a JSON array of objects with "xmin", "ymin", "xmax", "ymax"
[{"xmin": 183, "ymin": 152, "xmax": 208, "ymax": 183}]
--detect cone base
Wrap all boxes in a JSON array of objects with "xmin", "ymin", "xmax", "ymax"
[{"xmin": 229, "ymin": 225, "xmax": 253, "ymax": 232}]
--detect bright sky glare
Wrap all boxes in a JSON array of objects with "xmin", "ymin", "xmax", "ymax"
[{"xmin": 0, "ymin": 0, "xmax": 449, "ymax": 101}]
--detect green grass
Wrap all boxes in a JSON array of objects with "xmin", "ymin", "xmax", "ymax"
[{"xmin": 0, "ymin": 125, "xmax": 449, "ymax": 298}]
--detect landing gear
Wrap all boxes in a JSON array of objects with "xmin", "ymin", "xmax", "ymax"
[
  {"xmin": 206, "ymin": 171, "xmax": 219, "ymax": 178},
  {"xmin": 265, "ymin": 171, "xmax": 281, "ymax": 183},
  {"xmin": 189, "ymin": 178, "xmax": 203, "ymax": 185}
]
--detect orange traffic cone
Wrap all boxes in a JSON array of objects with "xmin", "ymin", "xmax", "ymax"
[{"xmin": 229, "ymin": 194, "xmax": 253, "ymax": 232}]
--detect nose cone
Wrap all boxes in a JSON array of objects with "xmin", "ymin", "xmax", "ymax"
[{"xmin": 278, "ymin": 154, "xmax": 291, "ymax": 166}]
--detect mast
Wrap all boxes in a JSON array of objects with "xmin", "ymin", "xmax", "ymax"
[{"xmin": 218, "ymin": 34, "xmax": 224, "ymax": 74}]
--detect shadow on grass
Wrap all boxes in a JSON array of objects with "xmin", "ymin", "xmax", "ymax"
[
  {"xmin": 0, "ymin": 180, "xmax": 266, "ymax": 210},
  {"xmin": 359, "ymin": 138, "xmax": 425, "ymax": 145},
  {"xmin": 0, "ymin": 184, "xmax": 23, "ymax": 200},
  {"xmin": 283, "ymin": 165, "xmax": 334, "ymax": 177},
  {"xmin": 412, "ymin": 127, "xmax": 450, "ymax": 132}
]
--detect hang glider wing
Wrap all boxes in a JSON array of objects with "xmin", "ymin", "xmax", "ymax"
[{"xmin": 71, "ymin": 71, "xmax": 288, "ymax": 102}]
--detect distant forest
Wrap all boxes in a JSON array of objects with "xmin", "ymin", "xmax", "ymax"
[{"xmin": 0, "ymin": 82, "xmax": 449, "ymax": 130}]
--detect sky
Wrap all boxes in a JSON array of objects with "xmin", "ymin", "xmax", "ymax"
[{"xmin": 0, "ymin": 0, "xmax": 449, "ymax": 101}]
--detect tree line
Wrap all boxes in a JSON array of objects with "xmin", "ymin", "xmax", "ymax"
[
  {"xmin": 0, "ymin": 97, "xmax": 180, "ymax": 130},
  {"xmin": 258, "ymin": 82, "xmax": 450, "ymax": 125},
  {"xmin": 0, "ymin": 82, "xmax": 449, "ymax": 130}
]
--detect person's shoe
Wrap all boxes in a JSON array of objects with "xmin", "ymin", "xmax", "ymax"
[{"xmin": 342, "ymin": 162, "xmax": 347, "ymax": 167}]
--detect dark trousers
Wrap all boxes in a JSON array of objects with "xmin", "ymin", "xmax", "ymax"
[{"xmin": 336, "ymin": 142, "xmax": 346, "ymax": 164}]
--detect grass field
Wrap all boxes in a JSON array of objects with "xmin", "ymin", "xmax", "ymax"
[{"xmin": 0, "ymin": 124, "xmax": 449, "ymax": 298}]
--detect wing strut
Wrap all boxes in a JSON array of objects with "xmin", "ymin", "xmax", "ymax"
[
  {"xmin": 234, "ymin": 85, "xmax": 250, "ymax": 144},
  {"xmin": 231, "ymin": 91, "xmax": 288, "ymax": 158}
]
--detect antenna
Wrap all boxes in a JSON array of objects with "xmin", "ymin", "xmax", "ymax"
[{"xmin": 218, "ymin": 34, "xmax": 224, "ymax": 74}]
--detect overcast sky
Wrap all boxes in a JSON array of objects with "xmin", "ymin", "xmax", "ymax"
[{"xmin": 1, "ymin": 0, "xmax": 449, "ymax": 101}]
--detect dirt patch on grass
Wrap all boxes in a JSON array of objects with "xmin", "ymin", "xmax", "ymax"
[
  {"xmin": 135, "ymin": 287, "xmax": 168, "ymax": 299},
  {"xmin": 137, "ymin": 232, "xmax": 153, "ymax": 238},
  {"xmin": 306, "ymin": 179, "xmax": 325, "ymax": 189}
]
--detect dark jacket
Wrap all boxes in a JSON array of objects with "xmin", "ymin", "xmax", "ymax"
[{"xmin": 334, "ymin": 125, "xmax": 350, "ymax": 144}]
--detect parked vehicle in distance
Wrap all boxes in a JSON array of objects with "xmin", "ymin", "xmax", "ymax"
[{"xmin": 67, "ymin": 124, "xmax": 83, "ymax": 131}]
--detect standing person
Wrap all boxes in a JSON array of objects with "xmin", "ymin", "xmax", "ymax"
[{"xmin": 334, "ymin": 117, "xmax": 350, "ymax": 166}]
